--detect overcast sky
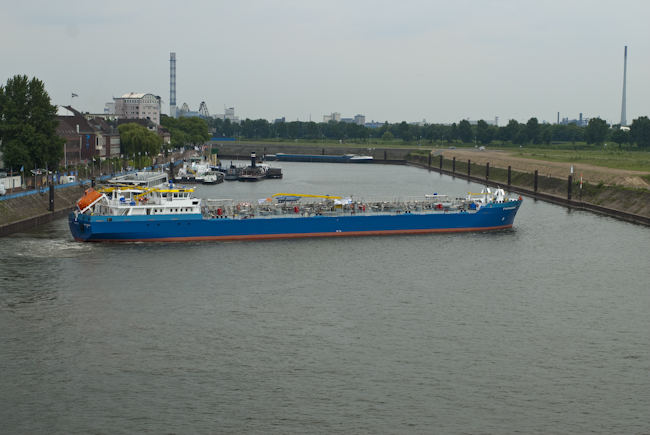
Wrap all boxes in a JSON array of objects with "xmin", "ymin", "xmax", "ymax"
[{"xmin": 1, "ymin": 0, "xmax": 648, "ymax": 125}]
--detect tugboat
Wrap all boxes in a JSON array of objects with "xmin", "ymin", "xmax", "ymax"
[
  {"xmin": 224, "ymin": 162, "xmax": 243, "ymax": 181},
  {"xmin": 238, "ymin": 152, "xmax": 267, "ymax": 182}
]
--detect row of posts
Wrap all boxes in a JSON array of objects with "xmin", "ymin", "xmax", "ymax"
[{"xmin": 428, "ymin": 154, "xmax": 575, "ymax": 201}]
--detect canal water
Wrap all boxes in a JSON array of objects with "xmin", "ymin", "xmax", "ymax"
[{"xmin": 1, "ymin": 162, "xmax": 649, "ymax": 434}]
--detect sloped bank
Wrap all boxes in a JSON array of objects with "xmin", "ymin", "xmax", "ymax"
[
  {"xmin": 408, "ymin": 153, "xmax": 650, "ymax": 226},
  {"xmin": 0, "ymin": 185, "xmax": 87, "ymax": 237}
]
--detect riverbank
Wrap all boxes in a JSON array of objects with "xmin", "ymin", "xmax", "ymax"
[
  {"xmin": 0, "ymin": 184, "xmax": 86, "ymax": 237},
  {"xmin": 407, "ymin": 152, "xmax": 650, "ymax": 225},
  {"xmin": 439, "ymin": 149, "xmax": 650, "ymax": 188}
]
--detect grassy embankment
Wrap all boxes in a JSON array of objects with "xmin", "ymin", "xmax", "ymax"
[
  {"xmin": 510, "ymin": 149, "xmax": 650, "ymax": 177},
  {"xmin": 407, "ymin": 149, "xmax": 650, "ymax": 218}
]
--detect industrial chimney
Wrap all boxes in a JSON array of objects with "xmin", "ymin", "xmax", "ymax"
[
  {"xmin": 620, "ymin": 46, "xmax": 627, "ymax": 127},
  {"xmin": 170, "ymin": 53, "xmax": 177, "ymax": 118}
]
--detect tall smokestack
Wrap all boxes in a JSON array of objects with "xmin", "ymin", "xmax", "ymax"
[
  {"xmin": 170, "ymin": 53, "xmax": 177, "ymax": 118},
  {"xmin": 620, "ymin": 46, "xmax": 627, "ymax": 127}
]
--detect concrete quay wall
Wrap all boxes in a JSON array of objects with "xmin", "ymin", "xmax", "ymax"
[
  {"xmin": 213, "ymin": 143, "xmax": 414, "ymax": 161},
  {"xmin": 0, "ymin": 185, "xmax": 85, "ymax": 237}
]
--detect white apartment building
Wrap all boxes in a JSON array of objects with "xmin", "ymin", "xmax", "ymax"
[
  {"xmin": 324, "ymin": 112, "xmax": 341, "ymax": 122},
  {"xmin": 114, "ymin": 93, "xmax": 162, "ymax": 125}
]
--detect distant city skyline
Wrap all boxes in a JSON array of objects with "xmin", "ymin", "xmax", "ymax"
[{"xmin": 1, "ymin": 1, "xmax": 648, "ymax": 126}]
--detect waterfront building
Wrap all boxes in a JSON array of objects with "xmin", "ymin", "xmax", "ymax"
[
  {"xmin": 56, "ymin": 111, "xmax": 120, "ymax": 165},
  {"xmin": 114, "ymin": 93, "xmax": 162, "ymax": 126}
]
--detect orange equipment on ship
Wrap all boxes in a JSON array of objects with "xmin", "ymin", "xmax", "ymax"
[{"xmin": 77, "ymin": 188, "xmax": 102, "ymax": 211}]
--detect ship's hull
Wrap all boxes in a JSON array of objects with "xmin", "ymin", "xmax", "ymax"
[
  {"xmin": 274, "ymin": 154, "xmax": 372, "ymax": 163},
  {"xmin": 172, "ymin": 176, "xmax": 203, "ymax": 184},
  {"xmin": 69, "ymin": 201, "xmax": 521, "ymax": 242}
]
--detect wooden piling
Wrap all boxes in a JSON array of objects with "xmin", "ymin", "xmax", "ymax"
[
  {"xmin": 453, "ymin": 157, "xmax": 456, "ymax": 173},
  {"xmin": 486, "ymin": 162, "xmax": 490, "ymax": 181},
  {"xmin": 508, "ymin": 166, "xmax": 511, "ymax": 185},
  {"xmin": 49, "ymin": 184, "xmax": 54, "ymax": 212},
  {"xmin": 568, "ymin": 175, "xmax": 572, "ymax": 200},
  {"xmin": 534, "ymin": 170, "xmax": 538, "ymax": 192},
  {"xmin": 468, "ymin": 160, "xmax": 471, "ymax": 177}
]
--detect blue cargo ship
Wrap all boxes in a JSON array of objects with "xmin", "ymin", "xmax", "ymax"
[{"xmin": 69, "ymin": 175, "xmax": 523, "ymax": 242}]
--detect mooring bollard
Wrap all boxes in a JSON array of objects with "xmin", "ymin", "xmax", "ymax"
[
  {"xmin": 468, "ymin": 160, "xmax": 471, "ymax": 177},
  {"xmin": 453, "ymin": 157, "xmax": 456, "ymax": 173},
  {"xmin": 384, "ymin": 150, "xmax": 387, "ymax": 160},
  {"xmin": 508, "ymin": 166, "xmax": 511, "ymax": 185},
  {"xmin": 568, "ymin": 175, "xmax": 572, "ymax": 200},
  {"xmin": 486, "ymin": 162, "xmax": 490, "ymax": 181},
  {"xmin": 534, "ymin": 170, "xmax": 538, "ymax": 192},
  {"xmin": 49, "ymin": 184, "xmax": 54, "ymax": 212},
  {"xmin": 439, "ymin": 155, "xmax": 443, "ymax": 170}
]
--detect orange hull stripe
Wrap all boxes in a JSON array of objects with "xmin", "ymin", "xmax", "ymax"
[{"xmin": 83, "ymin": 224, "xmax": 513, "ymax": 242}]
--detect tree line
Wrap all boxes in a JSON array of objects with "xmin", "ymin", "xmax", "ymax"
[{"xmin": 205, "ymin": 116, "xmax": 650, "ymax": 148}]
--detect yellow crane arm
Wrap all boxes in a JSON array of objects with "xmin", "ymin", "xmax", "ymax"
[{"xmin": 272, "ymin": 193, "xmax": 342, "ymax": 199}]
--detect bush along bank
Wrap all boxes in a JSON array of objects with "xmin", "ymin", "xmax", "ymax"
[{"xmin": 407, "ymin": 152, "xmax": 650, "ymax": 224}]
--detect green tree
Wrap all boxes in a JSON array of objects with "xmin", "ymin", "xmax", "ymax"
[
  {"xmin": 584, "ymin": 117, "xmax": 609, "ymax": 145},
  {"xmin": 0, "ymin": 75, "xmax": 64, "ymax": 170},
  {"xmin": 505, "ymin": 119, "xmax": 519, "ymax": 143},
  {"xmin": 306, "ymin": 121, "xmax": 319, "ymax": 139},
  {"xmin": 630, "ymin": 116, "xmax": 650, "ymax": 147},
  {"xmin": 476, "ymin": 120, "xmax": 491, "ymax": 144},
  {"xmin": 541, "ymin": 128, "xmax": 552, "ymax": 145},
  {"xmin": 287, "ymin": 121, "xmax": 300, "ymax": 139},
  {"xmin": 161, "ymin": 116, "xmax": 210, "ymax": 145},
  {"xmin": 345, "ymin": 122, "xmax": 359, "ymax": 141},
  {"xmin": 170, "ymin": 130, "xmax": 187, "ymax": 148},
  {"xmin": 223, "ymin": 118, "xmax": 233, "ymax": 137},
  {"xmin": 180, "ymin": 117, "xmax": 211, "ymax": 144},
  {"xmin": 610, "ymin": 128, "xmax": 629, "ymax": 145},
  {"xmin": 514, "ymin": 128, "xmax": 527, "ymax": 145},
  {"xmin": 526, "ymin": 118, "xmax": 540, "ymax": 144},
  {"xmin": 381, "ymin": 131, "xmax": 394, "ymax": 141},
  {"xmin": 565, "ymin": 122, "xmax": 583, "ymax": 143},
  {"xmin": 449, "ymin": 123, "xmax": 458, "ymax": 142},
  {"xmin": 275, "ymin": 121, "xmax": 287, "ymax": 138},
  {"xmin": 399, "ymin": 121, "xmax": 412, "ymax": 142},
  {"xmin": 458, "ymin": 119, "xmax": 472, "ymax": 143},
  {"xmin": 118, "ymin": 123, "xmax": 163, "ymax": 157}
]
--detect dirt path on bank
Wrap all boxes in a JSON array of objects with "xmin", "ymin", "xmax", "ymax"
[{"xmin": 439, "ymin": 149, "xmax": 650, "ymax": 188}]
